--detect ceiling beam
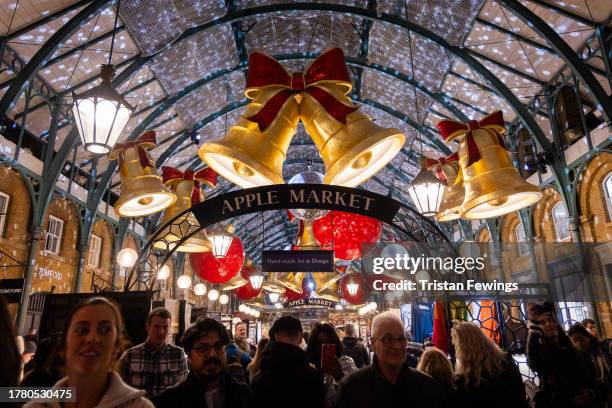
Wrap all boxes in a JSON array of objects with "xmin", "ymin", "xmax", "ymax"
[
  {"xmin": 0, "ymin": 0, "xmax": 111, "ymax": 114},
  {"xmin": 523, "ymin": 0, "xmax": 596, "ymax": 27},
  {"xmin": 499, "ymin": 0, "xmax": 612, "ymax": 122}
]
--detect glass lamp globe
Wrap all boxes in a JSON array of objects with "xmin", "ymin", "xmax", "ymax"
[
  {"xmin": 346, "ymin": 281, "xmax": 359, "ymax": 296},
  {"xmin": 238, "ymin": 304, "xmax": 248, "ymax": 312},
  {"xmin": 253, "ymin": 310, "xmax": 261, "ymax": 318},
  {"xmin": 249, "ymin": 271, "xmax": 264, "ymax": 290},
  {"xmin": 268, "ymin": 292, "xmax": 281, "ymax": 304},
  {"xmin": 208, "ymin": 232, "xmax": 233, "ymax": 258},
  {"xmin": 208, "ymin": 289, "xmax": 220, "ymax": 301},
  {"xmin": 72, "ymin": 65, "xmax": 134, "ymax": 155},
  {"xmin": 288, "ymin": 171, "xmax": 329, "ymax": 221},
  {"xmin": 177, "ymin": 274, "xmax": 192, "ymax": 289},
  {"xmin": 219, "ymin": 294, "xmax": 229, "ymax": 305},
  {"xmin": 335, "ymin": 304, "xmax": 343, "ymax": 310},
  {"xmin": 406, "ymin": 168, "xmax": 445, "ymax": 217},
  {"xmin": 156, "ymin": 265, "xmax": 170, "ymax": 280},
  {"xmin": 194, "ymin": 283, "xmax": 207, "ymax": 296},
  {"xmin": 369, "ymin": 301, "xmax": 378, "ymax": 310},
  {"xmin": 274, "ymin": 302, "xmax": 283, "ymax": 309},
  {"xmin": 117, "ymin": 248, "xmax": 138, "ymax": 268}
]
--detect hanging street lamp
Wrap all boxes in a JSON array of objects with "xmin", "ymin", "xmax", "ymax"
[{"xmin": 405, "ymin": 164, "xmax": 445, "ymax": 217}]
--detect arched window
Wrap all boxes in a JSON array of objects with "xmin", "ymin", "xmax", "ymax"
[
  {"xmin": 552, "ymin": 202, "xmax": 571, "ymax": 241},
  {"xmin": 516, "ymin": 221, "xmax": 529, "ymax": 256},
  {"xmin": 604, "ymin": 173, "xmax": 612, "ymax": 220}
]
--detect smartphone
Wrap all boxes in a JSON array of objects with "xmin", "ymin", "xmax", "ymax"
[{"xmin": 321, "ymin": 343, "xmax": 336, "ymax": 371}]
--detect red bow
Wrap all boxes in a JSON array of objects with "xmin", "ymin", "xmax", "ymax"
[
  {"xmin": 245, "ymin": 48, "xmax": 358, "ymax": 131},
  {"xmin": 423, "ymin": 153, "xmax": 459, "ymax": 183},
  {"xmin": 161, "ymin": 167, "xmax": 218, "ymax": 204},
  {"xmin": 436, "ymin": 111, "xmax": 507, "ymax": 167},
  {"xmin": 109, "ymin": 131, "xmax": 157, "ymax": 169}
]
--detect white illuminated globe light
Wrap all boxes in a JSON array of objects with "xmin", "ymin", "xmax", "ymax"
[
  {"xmin": 156, "ymin": 265, "xmax": 170, "ymax": 280},
  {"xmin": 369, "ymin": 301, "xmax": 378, "ymax": 310},
  {"xmin": 406, "ymin": 168, "xmax": 445, "ymax": 217},
  {"xmin": 208, "ymin": 289, "xmax": 220, "ymax": 301},
  {"xmin": 238, "ymin": 304, "xmax": 248, "ymax": 312},
  {"xmin": 253, "ymin": 310, "xmax": 261, "ymax": 318},
  {"xmin": 177, "ymin": 274, "xmax": 192, "ymax": 289},
  {"xmin": 116, "ymin": 248, "xmax": 138, "ymax": 268},
  {"xmin": 274, "ymin": 302, "xmax": 283, "ymax": 309},
  {"xmin": 288, "ymin": 171, "xmax": 329, "ymax": 221},
  {"xmin": 219, "ymin": 294, "xmax": 229, "ymax": 305},
  {"xmin": 194, "ymin": 283, "xmax": 207, "ymax": 296},
  {"xmin": 335, "ymin": 304, "xmax": 343, "ymax": 310},
  {"xmin": 209, "ymin": 233, "xmax": 233, "ymax": 258},
  {"xmin": 72, "ymin": 65, "xmax": 134, "ymax": 154}
]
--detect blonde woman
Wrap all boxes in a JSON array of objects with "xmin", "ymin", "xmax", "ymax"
[
  {"xmin": 417, "ymin": 347, "xmax": 454, "ymax": 391},
  {"xmin": 247, "ymin": 337, "xmax": 269, "ymax": 383},
  {"xmin": 451, "ymin": 321, "xmax": 527, "ymax": 408}
]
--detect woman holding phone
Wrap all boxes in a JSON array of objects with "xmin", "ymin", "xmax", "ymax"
[
  {"xmin": 306, "ymin": 323, "xmax": 357, "ymax": 408},
  {"xmin": 25, "ymin": 297, "xmax": 153, "ymax": 408}
]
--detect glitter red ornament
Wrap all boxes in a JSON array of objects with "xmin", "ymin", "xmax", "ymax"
[
  {"xmin": 312, "ymin": 211, "xmax": 382, "ymax": 260},
  {"xmin": 189, "ymin": 237, "xmax": 244, "ymax": 284}
]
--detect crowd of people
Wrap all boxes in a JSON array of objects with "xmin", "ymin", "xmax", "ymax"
[{"xmin": 0, "ymin": 294, "xmax": 610, "ymax": 408}]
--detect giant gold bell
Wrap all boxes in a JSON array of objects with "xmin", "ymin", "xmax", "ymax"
[
  {"xmin": 436, "ymin": 165, "xmax": 464, "ymax": 222},
  {"xmin": 199, "ymin": 88, "xmax": 299, "ymax": 188},
  {"xmin": 460, "ymin": 129, "xmax": 542, "ymax": 219},
  {"xmin": 111, "ymin": 146, "xmax": 176, "ymax": 217},
  {"xmin": 152, "ymin": 179, "xmax": 211, "ymax": 253},
  {"xmin": 300, "ymin": 84, "xmax": 405, "ymax": 187}
]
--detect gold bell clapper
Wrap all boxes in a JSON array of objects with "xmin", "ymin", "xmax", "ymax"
[
  {"xmin": 152, "ymin": 167, "xmax": 217, "ymax": 253},
  {"xmin": 109, "ymin": 131, "xmax": 176, "ymax": 217},
  {"xmin": 424, "ymin": 153, "xmax": 464, "ymax": 222},
  {"xmin": 437, "ymin": 111, "xmax": 542, "ymax": 220},
  {"xmin": 198, "ymin": 52, "xmax": 301, "ymax": 188}
]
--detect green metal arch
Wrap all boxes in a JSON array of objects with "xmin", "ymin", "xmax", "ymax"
[
  {"xmin": 498, "ymin": 0, "xmax": 612, "ymax": 122},
  {"xmin": 0, "ymin": 0, "xmax": 112, "ymax": 114}
]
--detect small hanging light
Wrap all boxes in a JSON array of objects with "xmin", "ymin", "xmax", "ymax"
[
  {"xmin": 72, "ymin": 0, "xmax": 133, "ymax": 155},
  {"xmin": 194, "ymin": 283, "xmax": 207, "ymax": 296},
  {"xmin": 116, "ymin": 247, "xmax": 138, "ymax": 268},
  {"xmin": 249, "ymin": 269, "xmax": 264, "ymax": 290},
  {"xmin": 156, "ymin": 265, "xmax": 170, "ymax": 280},
  {"xmin": 219, "ymin": 293, "xmax": 229, "ymax": 305},
  {"xmin": 238, "ymin": 303, "xmax": 247, "ymax": 312},
  {"xmin": 209, "ymin": 225, "xmax": 234, "ymax": 258},
  {"xmin": 177, "ymin": 274, "xmax": 192, "ymax": 289},
  {"xmin": 268, "ymin": 292, "xmax": 281, "ymax": 304},
  {"xmin": 346, "ymin": 281, "xmax": 359, "ymax": 296},
  {"xmin": 405, "ymin": 163, "xmax": 445, "ymax": 217},
  {"xmin": 208, "ymin": 288, "xmax": 220, "ymax": 301}
]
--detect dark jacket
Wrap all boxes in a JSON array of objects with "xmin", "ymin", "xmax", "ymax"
[
  {"xmin": 527, "ymin": 329, "xmax": 599, "ymax": 408},
  {"xmin": 341, "ymin": 337, "xmax": 370, "ymax": 368},
  {"xmin": 20, "ymin": 368, "xmax": 62, "ymax": 387},
  {"xmin": 151, "ymin": 370, "xmax": 254, "ymax": 408},
  {"xmin": 251, "ymin": 341, "xmax": 325, "ymax": 408},
  {"xmin": 334, "ymin": 357, "xmax": 447, "ymax": 408},
  {"xmin": 453, "ymin": 356, "xmax": 528, "ymax": 408}
]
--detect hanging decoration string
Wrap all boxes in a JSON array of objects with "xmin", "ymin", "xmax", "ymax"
[{"xmin": 108, "ymin": 0, "xmax": 122, "ymax": 66}]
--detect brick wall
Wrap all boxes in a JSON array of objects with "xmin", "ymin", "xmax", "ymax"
[
  {"xmin": 83, "ymin": 220, "xmax": 114, "ymax": 292},
  {"xmin": 0, "ymin": 165, "xmax": 32, "ymax": 317},
  {"xmin": 32, "ymin": 197, "xmax": 80, "ymax": 294}
]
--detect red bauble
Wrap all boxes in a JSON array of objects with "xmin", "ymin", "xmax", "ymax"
[
  {"xmin": 340, "ymin": 273, "xmax": 369, "ymax": 305},
  {"xmin": 234, "ymin": 281, "xmax": 261, "ymax": 300},
  {"xmin": 189, "ymin": 237, "xmax": 244, "ymax": 284},
  {"xmin": 313, "ymin": 211, "xmax": 382, "ymax": 260}
]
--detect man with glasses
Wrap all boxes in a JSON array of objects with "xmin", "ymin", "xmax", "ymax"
[
  {"xmin": 152, "ymin": 317, "xmax": 254, "ymax": 408},
  {"xmin": 334, "ymin": 311, "xmax": 447, "ymax": 407}
]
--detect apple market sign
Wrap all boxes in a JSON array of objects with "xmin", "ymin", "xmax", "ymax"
[{"xmin": 192, "ymin": 184, "xmax": 401, "ymax": 228}]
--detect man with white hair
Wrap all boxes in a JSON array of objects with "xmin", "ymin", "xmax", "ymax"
[{"xmin": 334, "ymin": 312, "xmax": 447, "ymax": 407}]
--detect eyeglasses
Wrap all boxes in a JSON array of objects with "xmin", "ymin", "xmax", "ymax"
[
  {"xmin": 192, "ymin": 342, "xmax": 226, "ymax": 354},
  {"xmin": 374, "ymin": 335, "xmax": 407, "ymax": 347}
]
